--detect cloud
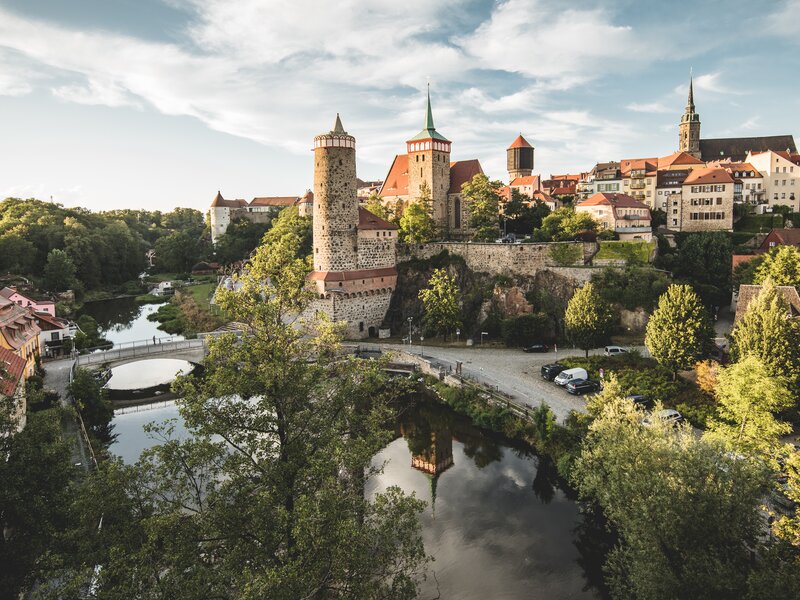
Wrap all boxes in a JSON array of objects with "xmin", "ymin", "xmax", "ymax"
[
  {"xmin": 764, "ymin": 0, "xmax": 800, "ymax": 41},
  {"xmin": 53, "ymin": 78, "xmax": 142, "ymax": 108},
  {"xmin": 674, "ymin": 72, "xmax": 740, "ymax": 96},
  {"xmin": 740, "ymin": 116, "xmax": 760, "ymax": 131},
  {"xmin": 626, "ymin": 102, "xmax": 671, "ymax": 113}
]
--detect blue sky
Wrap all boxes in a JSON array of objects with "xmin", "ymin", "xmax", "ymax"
[{"xmin": 0, "ymin": 0, "xmax": 798, "ymax": 212}]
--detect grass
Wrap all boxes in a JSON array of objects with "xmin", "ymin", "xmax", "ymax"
[
  {"xmin": 186, "ymin": 282, "xmax": 217, "ymax": 308},
  {"xmin": 734, "ymin": 214, "xmax": 784, "ymax": 233},
  {"xmin": 595, "ymin": 240, "xmax": 655, "ymax": 263},
  {"xmin": 134, "ymin": 293, "xmax": 165, "ymax": 304}
]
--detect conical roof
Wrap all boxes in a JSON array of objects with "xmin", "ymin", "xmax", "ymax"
[
  {"xmin": 332, "ymin": 113, "xmax": 346, "ymax": 134},
  {"xmin": 210, "ymin": 190, "xmax": 224, "ymax": 207},
  {"xmin": 508, "ymin": 134, "xmax": 533, "ymax": 149},
  {"xmin": 408, "ymin": 84, "xmax": 450, "ymax": 143}
]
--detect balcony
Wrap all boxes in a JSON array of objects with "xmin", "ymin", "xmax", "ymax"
[
  {"xmin": 630, "ymin": 170, "xmax": 646, "ymax": 179},
  {"xmin": 615, "ymin": 225, "xmax": 652, "ymax": 233},
  {"xmin": 630, "ymin": 180, "xmax": 646, "ymax": 190},
  {"xmin": 632, "ymin": 192, "xmax": 646, "ymax": 201}
]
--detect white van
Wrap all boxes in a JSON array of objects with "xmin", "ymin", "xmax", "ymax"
[
  {"xmin": 554, "ymin": 367, "xmax": 588, "ymax": 387},
  {"xmin": 604, "ymin": 346, "xmax": 628, "ymax": 356}
]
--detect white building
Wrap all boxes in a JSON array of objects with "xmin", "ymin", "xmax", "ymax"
[{"xmin": 746, "ymin": 150, "xmax": 800, "ymax": 211}]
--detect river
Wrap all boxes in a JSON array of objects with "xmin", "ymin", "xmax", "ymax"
[{"xmin": 79, "ymin": 296, "xmax": 183, "ymax": 345}]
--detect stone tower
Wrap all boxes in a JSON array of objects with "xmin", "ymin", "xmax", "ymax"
[
  {"xmin": 679, "ymin": 75, "xmax": 701, "ymax": 159},
  {"xmin": 507, "ymin": 134, "xmax": 534, "ymax": 180},
  {"xmin": 406, "ymin": 86, "xmax": 451, "ymax": 228},
  {"xmin": 313, "ymin": 114, "xmax": 359, "ymax": 273}
]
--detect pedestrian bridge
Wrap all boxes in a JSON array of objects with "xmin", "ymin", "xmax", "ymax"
[{"xmin": 75, "ymin": 338, "xmax": 207, "ymax": 370}]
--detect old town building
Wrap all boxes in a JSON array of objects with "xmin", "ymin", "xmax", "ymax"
[
  {"xmin": 575, "ymin": 192, "xmax": 652, "ymax": 241},
  {"xmin": 672, "ymin": 167, "xmax": 734, "ymax": 232}
]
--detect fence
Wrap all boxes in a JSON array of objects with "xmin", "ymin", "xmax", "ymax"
[{"xmin": 75, "ymin": 338, "xmax": 205, "ymax": 366}]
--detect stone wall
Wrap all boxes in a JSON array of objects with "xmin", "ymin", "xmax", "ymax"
[
  {"xmin": 397, "ymin": 241, "xmax": 596, "ymax": 277},
  {"xmin": 309, "ymin": 290, "xmax": 393, "ymax": 339},
  {"xmin": 357, "ymin": 230, "xmax": 396, "ymax": 269}
]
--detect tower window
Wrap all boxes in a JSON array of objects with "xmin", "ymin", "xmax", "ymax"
[{"xmin": 422, "ymin": 155, "xmax": 425, "ymax": 161}]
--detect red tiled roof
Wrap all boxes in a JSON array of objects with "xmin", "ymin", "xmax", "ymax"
[
  {"xmin": 449, "ymin": 159, "xmax": 483, "ymax": 194},
  {"xmin": 510, "ymin": 175, "xmax": 541, "ymax": 188},
  {"xmin": 620, "ymin": 157, "xmax": 658, "ymax": 176},
  {"xmin": 549, "ymin": 185, "xmax": 576, "ymax": 195},
  {"xmin": 308, "ymin": 267, "xmax": 398, "ymax": 281},
  {"xmin": 210, "ymin": 192, "xmax": 247, "ymax": 208},
  {"xmin": 683, "ymin": 167, "xmax": 735, "ymax": 185},
  {"xmin": 249, "ymin": 196, "xmax": 298, "ymax": 207},
  {"xmin": 0, "ymin": 347, "xmax": 26, "ymax": 397},
  {"xmin": 658, "ymin": 151, "xmax": 705, "ymax": 169},
  {"xmin": 732, "ymin": 255, "xmax": 757, "ymax": 270},
  {"xmin": 358, "ymin": 207, "xmax": 398, "ymax": 230},
  {"xmin": 0, "ymin": 297, "xmax": 41, "ymax": 351},
  {"xmin": 761, "ymin": 228, "xmax": 800, "ymax": 249},
  {"xmin": 508, "ymin": 134, "xmax": 532, "ymax": 149},
  {"xmin": 379, "ymin": 154, "xmax": 409, "ymax": 197},
  {"xmin": 33, "ymin": 312, "xmax": 69, "ymax": 330},
  {"xmin": 578, "ymin": 192, "xmax": 650, "ymax": 212}
]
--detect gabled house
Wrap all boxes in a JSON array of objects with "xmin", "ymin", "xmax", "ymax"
[
  {"xmin": 0, "ymin": 286, "xmax": 56, "ymax": 317},
  {"xmin": 0, "ymin": 346, "xmax": 27, "ymax": 431},
  {"xmin": 0, "ymin": 296, "xmax": 40, "ymax": 377},
  {"xmin": 758, "ymin": 228, "xmax": 800, "ymax": 253},
  {"xmin": 575, "ymin": 192, "xmax": 652, "ymax": 241}
]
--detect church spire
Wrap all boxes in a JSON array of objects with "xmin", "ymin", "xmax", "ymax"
[
  {"xmin": 424, "ymin": 83, "xmax": 435, "ymax": 131},
  {"xmin": 687, "ymin": 73, "xmax": 695, "ymax": 111},
  {"xmin": 406, "ymin": 85, "xmax": 450, "ymax": 144}
]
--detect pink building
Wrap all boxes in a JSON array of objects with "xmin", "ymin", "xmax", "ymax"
[{"xmin": 0, "ymin": 287, "xmax": 56, "ymax": 317}]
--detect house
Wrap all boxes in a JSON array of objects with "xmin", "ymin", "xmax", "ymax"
[
  {"xmin": 708, "ymin": 161, "xmax": 765, "ymax": 204},
  {"xmin": 0, "ymin": 286, "xmax": 56, "ymax": 317},
  {"xmin": 757, "ymin": 228, "xmax": 800, "ymax": 253},
  {"xmin": 733, "ymin": 284, "xmax": 800, "ymax": 324},
  {"xmin": 745, "ymin": 150, "xmax": 800, "ymax": 211},
  {"xmin": 575, "ymin": 192, "xmax": 652, "ymax": 241},
  {"xmin": 620, "ymin": 157, "xmax": 658, "ymax": 208},
  {"xmin": 671, "ymin": 167, "xmax": 735, "ymax": 232},
  {"xmin": 0, "ymin": 346, "xmax": 27, "ymax": 431},
  {"xmin": 577, "ymin": 161, "xmax": 622, "ymax": 199},
  {"xmin": 0, "ymin": 296, "xmax": 41, "ymax": 378},
  {"xmin": 33, "ymin": 312, "xmax": 76, "ymax": 358},
  {"xmin": 508, "ymin": 175, "xmax": 541, "ymax": 198},
  {"xmin": 210, "ymin": 193, "xmax": 308, "ymax": 243}
]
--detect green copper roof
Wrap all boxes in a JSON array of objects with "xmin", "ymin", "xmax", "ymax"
[{"xmin": 408, "ymin": 85, "xmax": 450, "ymax": 143}]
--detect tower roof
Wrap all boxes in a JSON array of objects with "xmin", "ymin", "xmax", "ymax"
[
  {"xmin": 407, "ymin": 85, "xmax": 450, "ymax": 143},
  {"xmin": 508, "ymin": 134, "xmax": 533, "ymax": 149},
  {"xmin": 687, "ymin": 74, "xmax": 695, "ymax": 111},
  {"xmin": 332, "ymin": 113, "xmax": 346, "ymax": 134}
]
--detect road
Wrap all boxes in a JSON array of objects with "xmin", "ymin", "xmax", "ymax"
[
  {"xmin": 43, "ymin": 357, "xmax": 91, "ymax": 470},
  {"xmin": 381, "ymin": 343, "xmax": 643, "ymax": 422}
]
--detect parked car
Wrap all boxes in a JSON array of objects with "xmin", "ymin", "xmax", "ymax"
[
  {"xmin": 566, "ymin": 379, "xmax": 600, "ymax": 395},
  {"xmin": 604, "ymin": 345, "xmax": 628, "ymax": 356},
  {"xmin": 626, "ymin": 394, "xmax": 653, "ymax": 410},
  {"xmin": 541, "ymin": 363, "xmax": 567, "ymax": 381},
  {"xmin": 523, "ymin": 343, "xmax": 549, "ymax": 353},
  {"xmin": 554, "ymin": 367, "xmax": 589, "ymax": 387},
  {"xmin": 643, "ymin": 408, "xmax": 684, "ymax": 427}
]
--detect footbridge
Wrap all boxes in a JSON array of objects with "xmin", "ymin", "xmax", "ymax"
[{"xmin": 75, "ymin": 337, "xmax": 207, "ymax": 370}]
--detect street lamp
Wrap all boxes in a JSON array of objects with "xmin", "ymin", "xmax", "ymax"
[
  {"xmin": 480, "ymin": 331, "xmax": 488, "ymax": 345},
  {"xmin": 420, "ymin": 335, "xmax": 424, "ymax": 357},
  {"xmin": 456, "ymin": 328, "xmax": 461, "ymax": 343},
  {"xmin": 407, "ymin": 316, "xmax": 413, "ymax": 345}
]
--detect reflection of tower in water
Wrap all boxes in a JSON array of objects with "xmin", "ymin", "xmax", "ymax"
[{"xmin": 409, "ymin": 429, "xmax": 454, "ymax": 514}]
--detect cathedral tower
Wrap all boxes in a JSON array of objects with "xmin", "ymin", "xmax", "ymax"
[
  {"xmin": 679, "ymin": 75, "xmax": 701, "ymax": 159},
  {"xmin": 507, "ymin": 134, "xmax": 534, "ymax": 180},
  {"xmin": 406, "ymin": 86, "xmax": 451, "ymax": 228},
  {"xmin": 313, "ymin": 114, "xmax": 359, "ymax": 273}
]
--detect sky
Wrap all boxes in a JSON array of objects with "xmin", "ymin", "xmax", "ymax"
[{"xmin": 0, "ymin": 0, "xmax": 798, "ymax": 213}]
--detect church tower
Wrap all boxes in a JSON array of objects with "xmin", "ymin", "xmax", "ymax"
[
  {"xmin": 507, "ymin": 134, "xmax": 534, "ymax": 180},
  {"xmin": 679, "ymin": 75, "xmax": 701, "ymax": 159},
  {"xmin": 406, "ymin": 86, "xmax": 451, "ymax": 228},
  {"xmin": 312, "ymin": 114, "xmax": 359, "ymax": 273}
]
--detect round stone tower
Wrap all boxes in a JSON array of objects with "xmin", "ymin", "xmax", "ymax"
[
  {"xmin": 507, "ymin": 134, "xmax": 534, "ymax": 180},
  {"xmin": 313, "ymin": 114, "xmax": 359, "ymax": 273}
]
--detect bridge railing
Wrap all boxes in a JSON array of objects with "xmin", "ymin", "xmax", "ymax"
[{"xmin": 75, "ymin": 338, "xmax": 206, "ymax": 366}]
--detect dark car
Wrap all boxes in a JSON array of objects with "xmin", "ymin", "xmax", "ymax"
[
  {"xmin": 566, "ymin": 379, "xmax": 600, "ymax": 395},
  {"xmin": 626, "ymin": 394, "xmax": 653, "ymax": 410},
  {"xmin": 541, "ymin": 363, "xmax": 566, "ymax": 381},
  {"xmin": 523, "ymin": 343, "xmax": 549, "ymax": 353}
]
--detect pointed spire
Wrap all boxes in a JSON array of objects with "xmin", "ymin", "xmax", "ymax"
[
  {"xmin": 424, "ymin": 83, "xmax": 435, "ymax": 131},
  {"xmin": 332, "ymin": 113, "xmax": 345, "ymax": 134},
  {"xmin": 687, "ymin": 73, "xmax": 695, "ymax": 110}
]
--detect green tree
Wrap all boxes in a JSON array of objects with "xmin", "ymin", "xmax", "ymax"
[
  {"xmin": 755, "ymin": 245, "xmax": 800, "ymax": 288},
  {"xmin": 399, "ymin": 182, "xmax": 437, "ymax": 243},
  {"xmin": 573, "ymin": 396, "xmax": 770, "ymax": 599},
  {"xmin": 591, "ymin": 265, "xmax": 671, "ymax": 312},
  {"xmin": 645, "ymin": 284, "xmax": 714, "ymax": 379},
  {"xmin": 548, "ymin": 243, "xmax": 583, "ymax": 266},
  {"xmin": 538, "ymin": 207, "xmax": 598, "ymax": 241},
  {"xmin": 564, "ymin": 282, "xmax": 614, "ymax": 357},
  {"xmin": 0, "ymin": 233, "xmax": 35, "ymax": 274},
  {"xmin": 52, "ymin": 225, "xmax": 428, "ymax": 597},
  {"xmin": 668, "ymin": 231, "xmax": 733, "ymax": 308},
  {"xmin": 364, "ymin": 191, "xmax": 394, "ymax": 222},
  {"xmin": 418, "ymin": 268, "xmax": 461, "ymax": 338},
  {"xmin": 69, "ymin": 368, "xmax": 114, "ymax": 443},
  {"xmin": 500, "ymin": 312, "xmax": 549, "ymax": 347},
  {"xmin": 153, "ymin": 230, "xmax": 206, "ymax": 273},
  {"xmin": 503, "ymin": 189, "xmax": 550, "ymax": 235},
  {"xmin": 730, "ymin": 279, "xmax": 800, "ymax": 382},
  {"xmin": 461, "ymin": 173, "xmax": 502, "ymax": 241},
  {"xmin": 0, "ymin": 407, "xmax": 77, "ymax": 597},
  {"xmin": 42, "ymin": 248, "xmax": 77, "ymax": 292},
  {"xmin": 213, "ymin": 217, "xmax": 272, "ymax": 264},
  {"xmin": 262, "ymin": 205, "xmax": 313, "ymax": 260},
  {"xmin": 704, "ymin": 355, "xmax": 793, "ymax": 461}
]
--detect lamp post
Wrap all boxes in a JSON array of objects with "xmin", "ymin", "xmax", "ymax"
[
  {"xmin": 407, "ymin": 316, "xmax": 413, "ymax": 345},
  {"xmin": 420, "ymin": 335, "xmax": 424, "ymax": 357},
  {"xmin": 480, "ymin": 331, "xmax": 488, "ymax": 345},
  {"xmin": 456, "ymin": 328, "xmax": 461, "ymax": 343}
]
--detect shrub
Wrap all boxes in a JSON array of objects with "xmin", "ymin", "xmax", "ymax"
[{"xmin": 501, "ymin": 312, "xmax": 550, "ymax": 347}]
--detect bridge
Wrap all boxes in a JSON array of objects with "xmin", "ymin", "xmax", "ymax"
[{"xmin": 74, "ymin": 337, "xmax": 207, "ymax": 370}]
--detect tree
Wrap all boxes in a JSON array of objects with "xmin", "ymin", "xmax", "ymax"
[
  {"xmin": 755, "ymin": 245, "xmax": 800, "ymax": 288},
  {"xmin": 564, "ymin": 282, "xmax": 613, "ymax": 357},
  {"xmin": 730, "ymin": 279, "xmax": 800, "ymax": 382},
  {"xmin": 668, "ymin": 232, "xmax": 732, "ymax": 308},
  {"xmin": 213, "ymin": 217, "xmax": 272, "ymax": 264},
  {"xmin": 704, "ymin": 355, "xmax": 793, "ymax": 461},
  {"xmin": 645, "ymin": 284, "xmax": 714, "ymax": 379},
  {"xmin": 548, "ymin": 243, "xmax": 583, "ymax": 266},
  {"xmin": 153, "ymin": 230, "xmax": 206, "ymax": 273},
  {"xmin": 461, "ymin": 173, "xmax": 502, "ymax": 241},
  {"xmin": 503, "ymin": 189, "xmax": 550, "ymax": 235},
  {"xmin": 42, "ymin": 248, "xmax": 77, "ymax": 292},
  {"xmin": 418, "ymin": 268, "xmax": 461, "ymax": 338},
  {"xmin": 0, "ymin": 234, "xmax": 35, "ymax": 274},
  {"xmin": 538, "ymin": 207, "xmax": 598, "ymax": 241},
  {"xmin": 573, "ymin": 395, "xmax": 770, "ymax": 599},
  {"xmin": 772, "ymin": 448, "xmax": 800, "ymax": 549},
  {"xmin": 69, "ymin": 367, "xmax": 114, "ymax": 443},
  {"xmin": 0, "ymin": 407, "xmax": 76, "ymax": 597},
  {"xmin": 591, "ymin": 265, "xmax": 671, "ymax": 312},
  {"xmin": 52, "ymin": 224, "xmax": 428, "ymax": 597},
  {"xmin": 261, "ymin": 205, "xmax": 313, "ymax": 260},
  {"xmin": 399, "ymin": 182, "xmax": 437, "ymax": 243},
  {"xmin": 364, "ymin": 192, "xmax": 394, "ymax": 222}
]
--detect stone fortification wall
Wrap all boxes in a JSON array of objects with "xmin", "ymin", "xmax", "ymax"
[
  {"xmin": 309, "ymin": 290, "xmax": 393, "ymax": 339},
  {"xmin": 397, "ymin": 241, "xmax": 596, "ymax": 277},
  {"xmin": 357, "ymin": 230, "xmax": 396, "ymax": 270}
]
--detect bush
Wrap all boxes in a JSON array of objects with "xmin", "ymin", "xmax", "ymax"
[
  {"xmin": 548, "ymin": 243, "xmax": 583, "ymax": 266},
  {"xmin": 501, "ymin": 312, "xmax": 550, "ymax": 347}
]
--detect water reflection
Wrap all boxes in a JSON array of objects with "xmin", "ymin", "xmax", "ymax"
[
  {"xmin": 79, "ymin": 297, "xmax": 184, "ymax": 345},
  {"xmin": 106, "ymin": 358, "xmax": 194, "ymax": 391}
]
